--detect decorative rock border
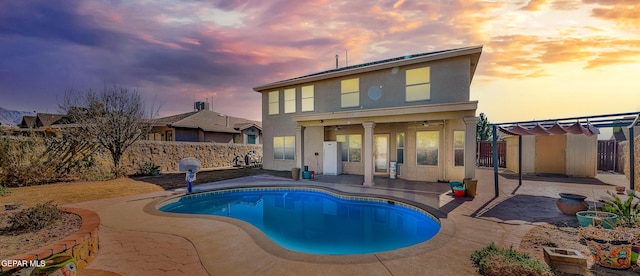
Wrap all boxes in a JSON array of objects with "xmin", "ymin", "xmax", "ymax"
[{"xmin": 0, "ymin": 207, "xmax": 100, "ymax": 272}]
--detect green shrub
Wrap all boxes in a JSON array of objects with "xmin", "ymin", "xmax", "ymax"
[
  {"xmin": 5, "ymin": 201, "xmax": 64, "ymax": 234},
  {"xmin": 0, "ymin": 185, "xmax": 10, "ymax": 196},
  {"xmin": 603, "ymin": 191, "xmax": 640, "ymax": 227},
  {"xmin": 471, "ymin": 242, "xmax": 552, "ymax": 276},
  {"xmin": 137, "ymin": 161, "xmax": 160, "ymax": 176}
]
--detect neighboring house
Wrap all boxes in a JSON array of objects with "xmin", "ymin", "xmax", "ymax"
[
  {"xmin": 17, "ymin": 113, "xmax": 69, "ymax": 137},
  {"xmin": 253, "ymin": 46, "xmax": 482, "ymax": 185},
  {"xmin": 149, "ymin": 109, "xmax": 262, "ymax": 144}
]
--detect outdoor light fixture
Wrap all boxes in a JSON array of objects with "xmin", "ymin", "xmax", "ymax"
[{"xmin": 423, "ymin": 120, "xmax": 444, "ymax": 127}]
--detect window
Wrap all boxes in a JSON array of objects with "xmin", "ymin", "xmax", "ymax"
[
  {"xmin": 165, "ymin": 130, "xmax": 173, "ymax": 141},
  {"xmin": 416, "ymin": 131, "xmax": 438, "ymax": 166},
  {"xmin": 301, "ymin": 85, "xmax": 314, "ymax": 112},
  {"xmin": 454, "ymin": 131, "xmax": 464, "ymax": 166},
  {"xmin": 396, "ymin": 132, "xmax": 405, "ymax": 164},
  {"xmin": 284, "ymin": 88, "xmax": 295, "ymax": 113},
  {"xmin": 248, "ymin": 135, "xmax": 256, "ymax": 144},
  {"xmin": 336, "ymin": 134, "xmax": 361, "ymax": 162},
  {"xmin": 268, "ymin": 91, "xmax": 279, "ymax": 115},
  {"xmin": 273, "ymin": 136, "xmax": 295, "ymax": 160},
  {"xmin": 341, "ymin": 78, "xmax": 359, "ymax": 108},
  {"xmin": 405, "ymin": 67, "xmax": 430, "ymax": 102}
]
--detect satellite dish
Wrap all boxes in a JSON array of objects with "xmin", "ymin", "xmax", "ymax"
[{"xmin": 179, "ymin": 157, "xmax": 201, "ymax": 172}]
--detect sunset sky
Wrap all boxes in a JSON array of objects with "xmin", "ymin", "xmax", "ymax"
[{"xmin": 1, "ymin": 0, "xmax": 638, "ymax": 127}]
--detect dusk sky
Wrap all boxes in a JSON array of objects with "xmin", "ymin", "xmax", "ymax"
[{"xmin": 1, "ymin": 0, "xmax": 638, "ymax": 125}]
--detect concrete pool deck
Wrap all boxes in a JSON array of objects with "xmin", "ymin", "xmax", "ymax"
[{"xmin": 68, "ymin": 168, "xmax": 629, "ymax": 275}]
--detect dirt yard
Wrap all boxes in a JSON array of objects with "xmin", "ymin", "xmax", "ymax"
[{"xmin": 519, "ymin": 220, "xmax": 640, "ymax": 275}]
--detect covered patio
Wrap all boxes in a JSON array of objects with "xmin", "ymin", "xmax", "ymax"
[{"xmin": 490, "ymin": 111, "xmax": 640, "ymax": 197}]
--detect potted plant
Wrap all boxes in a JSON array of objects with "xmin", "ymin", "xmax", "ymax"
[
  {"xmin": 579, "ymin": 225, "xmax": 633, "ymax": 269},
  {"xmin": 603, "ymin": 191, "xmax": 640, "ymax": 265},
  {"xmin": 576, "ymin": 210, "xmax": 617, "ymax": 229}
]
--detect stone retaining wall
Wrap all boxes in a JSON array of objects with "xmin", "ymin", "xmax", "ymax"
[
  {"xmin": 619, "ymin": 135, "xmax": 640, "ymax": 190},
  {"xmin": 95, "ymin": 141, "xmax": 263, "ymax": 175},
  {"xmin": 0, "ymin": 208, "xmax": 100, "ymax": 273}
]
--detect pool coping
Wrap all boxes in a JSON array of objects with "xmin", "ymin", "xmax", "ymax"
[{"xmin": 143, "ymin": 183, "xmax": 455, "ymax": 265}]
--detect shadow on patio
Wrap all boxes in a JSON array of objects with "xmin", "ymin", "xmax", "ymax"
[{"xmin": 470, "ymin": 194, "xmax": 575, "ymax": 223}]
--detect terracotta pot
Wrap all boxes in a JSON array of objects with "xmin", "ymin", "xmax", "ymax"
[{"xmin": 556, "ymin": 193, "xmax": 588, "ymax": 215}]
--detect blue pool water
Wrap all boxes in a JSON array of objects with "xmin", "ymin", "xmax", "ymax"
[{"xmin": 158, "ymin": 187, "xmax": 440, "ymax": 255}]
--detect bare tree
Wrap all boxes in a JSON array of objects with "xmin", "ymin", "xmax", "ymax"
[{"xmin": 61, "ymin": 86, "xmax": 156, "ymax": 177}]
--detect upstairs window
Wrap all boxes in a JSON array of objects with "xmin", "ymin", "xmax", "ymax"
[
  {"xmin": 284, "ymin": 88, "xmax": 296, "ymax": 113},
  {"xmin": 341, "ymin": 78, "xmax": 359, "ymax": 108},
  {"xmin": 268, "ymin": 91, "xmax": 279, "ymax": 115},
  {"xmin": 301, "ymin": 85, "xmax": 314, "ymax": 112},
  {"xmin": 405, "ymin": 67, "xmax": 430, "ymax": 102}
]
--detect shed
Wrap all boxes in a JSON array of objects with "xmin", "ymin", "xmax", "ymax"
[{"xmin": 504, "ymin": 134, "xmax": 597, "ymax": 177}]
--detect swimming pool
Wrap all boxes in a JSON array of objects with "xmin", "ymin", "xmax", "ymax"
[{"xmin": 158, "ymin": 187, "xmax": 440, "ymax": 255}]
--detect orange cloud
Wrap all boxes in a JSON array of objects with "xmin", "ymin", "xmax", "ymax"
[
  {"xmin": 586, "ymin": 49, "xmax": 640, "ymax": 69},
  {"xmin": 590, "ymin": 3, "xmax": 640, "ymax": 30},
  {"xmin": 520, "ymin": 0, "xmax": 548, "ymax": 11},
  {"xmin": 480, "ymin": 34, "xmax": 640, "ymax": 78}
]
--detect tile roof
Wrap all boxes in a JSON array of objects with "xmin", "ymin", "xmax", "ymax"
[
  {"xmin": 153, "ymin": 110, "xmax": 261, "ymax": 134},
  {"xmin": 36, "ymin": 113, "xmax": 65, "ymax": 127},
  {"xmin": 19, "ymin": 116, "xmax": 36, "ymax": 128}
]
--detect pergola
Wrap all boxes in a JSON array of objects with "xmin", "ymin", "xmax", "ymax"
[{"xmin": 490, "ymin": 111, "xmax": 640, "ymax": 197}]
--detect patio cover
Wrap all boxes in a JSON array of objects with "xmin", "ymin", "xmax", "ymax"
[
  {"xmin": 499, "ymin": 121, "xmax": 600, "ymax": 136},
  {"xmin": 490, "ymin": 111, "xmax": 640, "ymax": 197}
]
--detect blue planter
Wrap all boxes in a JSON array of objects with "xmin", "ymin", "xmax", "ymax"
[
  {"xmin": 576, "ymin": 211, "xmax": 617, "ymax": 229},
  {"xmin": 449, "ymin": 181, "xmax": 463, "ymax": 193},
  {"xmin": 302, "ymin": 171, "xmax": 312, "ymax": 179}
]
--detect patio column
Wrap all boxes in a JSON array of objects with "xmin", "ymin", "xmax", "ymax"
[
  {"xmin": 295, "ymin": 125, "xmax": 305, "ymax": 172},
  {"xmin": 463, "ymin": 116, "xmax": 479, "ymax": 179},
  {"xmin": 363, "ymin": 121, "xmax": 375, "ymax": 186}
]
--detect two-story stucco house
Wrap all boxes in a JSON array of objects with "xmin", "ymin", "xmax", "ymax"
[{"xmin": 253, "ymin": 46, "xmax": 482, "ymax": 186}]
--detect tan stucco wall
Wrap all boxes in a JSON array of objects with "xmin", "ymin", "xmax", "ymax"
[{"xmin": 258, "ymin": 53, "xmax": 478, "ymax": 182}]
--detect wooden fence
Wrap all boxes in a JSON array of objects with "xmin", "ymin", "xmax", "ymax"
[
  {"xmin": 597, "ymin": 140, "xmax": 618, "ymax": 172},
  {"xmin": 476, "ymin": 141, "xmax": 506, "ymax": 168}
]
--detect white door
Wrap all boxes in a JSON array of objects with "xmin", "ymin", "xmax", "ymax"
[{"xmin": 374, "ymin": 135, "xmax": 388, "ymax": 174}]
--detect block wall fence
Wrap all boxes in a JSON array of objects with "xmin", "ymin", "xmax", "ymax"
[
  {"xmin": 93, "ymin": 141, "xmax": 263, "ymax": 175},
  {"xmin": 618, "ymin": 135, "xmax": 640, "ymax": 190}
]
